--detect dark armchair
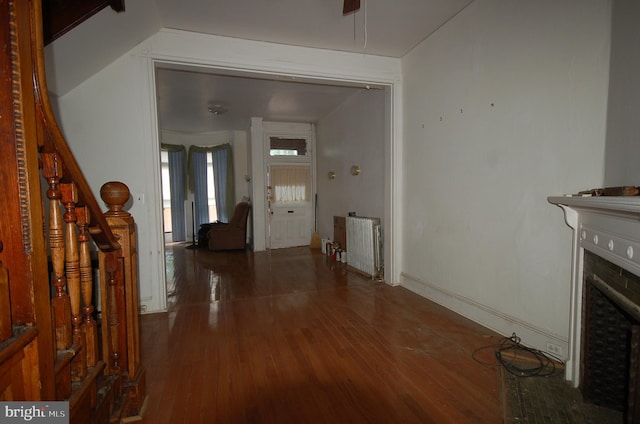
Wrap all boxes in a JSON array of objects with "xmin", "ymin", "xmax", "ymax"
[{"xmin": 207, "ymin": 201, "xmax": 251, "ymax": 251}]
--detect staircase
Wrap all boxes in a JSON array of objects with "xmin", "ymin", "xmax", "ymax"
[{"xmin": 0, "ymin": 1, "xmax": 145, "ymax": 422}]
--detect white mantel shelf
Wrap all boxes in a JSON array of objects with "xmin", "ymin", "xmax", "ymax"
[
  {"xmin": 548, "ymin": 195, "xmax": 640, "ymax": 215},
  {"xmin": 548, "ymin": 195, "xmax": 640, "ymax": 278},
  {"xmin": 548, "ymin": 195, "xmax": 640, "ymax": 387}
]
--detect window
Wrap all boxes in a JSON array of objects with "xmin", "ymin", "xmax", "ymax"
[
  {"xmin": 206, "ymin": 153, "xmax": 218, "ymax": 222},
  {"xmin": 270, "ymin": 149, "xmax": 298, "ymax": 156},
  {"xmin": 160, "ymin": 150, "xmax": 172, "ymax": 233},
  {"xmin": 269, "ymin": 137, "xmax": 308, "ymax": 156},
  {"xmin": 270, "ymin": 165, "xmax": 311, "ymax": 203}
]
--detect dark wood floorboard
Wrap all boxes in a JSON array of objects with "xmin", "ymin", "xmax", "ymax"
[{"xmin": 139, "ymin": 244, "xmax": 502, "ymax": 423}]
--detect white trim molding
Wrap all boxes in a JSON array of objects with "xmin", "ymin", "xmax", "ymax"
[{"xmin": 400, "ymin": 272, "xmax": 568, "ymax": 356}]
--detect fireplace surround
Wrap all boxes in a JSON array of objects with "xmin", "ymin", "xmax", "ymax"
[
  {"xmin": 549, "ymin": 195, "xmax": 640, "ymax": 416},
  {"xmin": 583, "ymin": 250, "xmax": 640, "ymax": 413}
]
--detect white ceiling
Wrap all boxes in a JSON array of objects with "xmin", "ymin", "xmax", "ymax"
[
  {"xmin": 155, "ymin": 0, "xmax": 473, "ymax": 58},
  {"xmin": 155, "ymin": 66, "xmax": 368, "ymax": 133},
  {"xmin": 47, "ymin": 0, "xmax": 474, "ymax": 133}
]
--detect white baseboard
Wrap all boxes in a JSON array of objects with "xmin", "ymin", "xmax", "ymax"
[{"xmin": 400, "ymin": 272, "xmax": 568, "ymax": 361}]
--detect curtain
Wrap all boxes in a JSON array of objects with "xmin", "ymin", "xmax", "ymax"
[
  {"xmin": 163, "ymin": 144, "xmax": 186, "ymax": 241},
  {"xmin": 270, "ymin": 165, "xmax": 311, "ymax": 203},
  {"xmin": 188, "ymin": 143, "xmax": 235, "ymax": 223},
  {"xmin": 212, "ymin": 144, "xmax": 235, "ymax": 222},
  {"xmin": 190, "ymin": 150, "xmax": 209, "ymax": 229}
]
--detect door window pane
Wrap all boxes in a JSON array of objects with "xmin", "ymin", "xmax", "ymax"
[
  {"xmin": 270, "ymin": 165, "xmax": 311, "ymax": 203},
  {"xmin": 269, "ymin": 137, "xmax": 307, "ymax": 156}
]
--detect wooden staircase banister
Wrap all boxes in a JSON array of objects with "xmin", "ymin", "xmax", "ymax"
[
  {"xmin": 0, "ymin": 1, "xmax": 145, "ymax": 421},
  {"xmin": 31, "ymin": 1, "xmax": 121, "ymax": 253}
]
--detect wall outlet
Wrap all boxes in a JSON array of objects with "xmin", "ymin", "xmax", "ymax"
[{"xmin": 546, "ymin": 342, "xmax": 563, "ymax": 357}]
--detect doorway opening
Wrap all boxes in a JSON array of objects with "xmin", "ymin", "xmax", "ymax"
[
  {"xmin": 266, "ymin": 133, "xmax": 314, "ymax": 249},
  {"xmin": 152, "ymin": 60, "xmax": 395, "ymax": 312}
]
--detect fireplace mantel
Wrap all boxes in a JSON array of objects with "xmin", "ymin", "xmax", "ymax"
[
  {"xmin": 549, "ymin": 196, "xmax": 640, "ymax": 277},
  {"xmin": 548, "ymin": 195, "xmax": 640, "ymax": 387}
]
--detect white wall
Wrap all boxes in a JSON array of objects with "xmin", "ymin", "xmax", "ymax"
[
  {"xmin": 233, "ymin": 130, "xmax": 250, "ymax": 206},
  {"xmin": 604, "ymin": 0, "xmax": 640, "ymax": 185},
  {"xmin": 401, "ymin": 0, "xmax": 611, "ymax": 355},
  {"xmin": 316, "ymin": 89, "xmax": 386, "ymax": 241},
  {"xmin": 54, "ymin": 30, "xmax": 401, "ymax": 313},
  {"xmin": 44, "ymin": 0, "xmax": 161, "ymax": 96},
  {"xmin": 249, "ymin": 118, "xmax": 266, "ymax": 251},
  {"xmin": 56, "ymin": 50, "xmax": 166, "ymax": 312}
]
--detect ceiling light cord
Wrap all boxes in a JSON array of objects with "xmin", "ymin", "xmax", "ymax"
[{"xmin": 363, "ymin": 0, "xmax": 368, "ymax": 51}]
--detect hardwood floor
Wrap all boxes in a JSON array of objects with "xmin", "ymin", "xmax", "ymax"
[{"xmin": 138, "ymin": 244, "xmax": 503, "ymax": 423}]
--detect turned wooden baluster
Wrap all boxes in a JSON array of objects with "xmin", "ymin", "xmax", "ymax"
[
  {"xmin": 77, "ymin": 206, "xmax": 98, "ymax": 367},
  {"xmin": 105, "ymin": 251, "xmax": 121, "ymax": 375},
  {"xmin": 61, "ymin": 182, "xmax": 87, "ymax": 381},
  {"xmin": 42, "ymin": 153, "xmax": 72, "ymax": 350}
]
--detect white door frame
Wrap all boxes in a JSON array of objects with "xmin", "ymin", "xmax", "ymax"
[
  {"xmin": 263, "ymin": 123, "xmax": 316, "ymax": 249},
  {"xmin": 140, "ymin": 31, "xmax": 403, "ymax": 313},
  {"xmin": 259, "ymin": 122, "xmax": 316, "ymax": 249}
]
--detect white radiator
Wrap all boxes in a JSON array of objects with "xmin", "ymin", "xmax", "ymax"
[{"xmin": 346, "ymin": 216, "xmax": 383, "ymax": 280}]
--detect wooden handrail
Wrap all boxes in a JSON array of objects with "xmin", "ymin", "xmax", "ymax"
[{"xmin": 29, "ymin": 0, "xmax": 120, "ymax": 252}]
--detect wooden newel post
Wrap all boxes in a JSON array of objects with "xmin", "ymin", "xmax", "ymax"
[{"xmin": 98, "ymin": 181, "xmax": 147, "ymax": 417}]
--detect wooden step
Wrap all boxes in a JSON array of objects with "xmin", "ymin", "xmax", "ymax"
[
  {"xmin": 95, "ymin": 372, "xmax": 121, "ymax": 424},
  {"xmin": 54, "ymin": 341, "xmax": 126, "ymax": 424},
  {"xmin": 54, "ymin": 341, "xmax": 81, "ymax": 400},
  {"xmin": 68, "ymin": 361, "xmax": 105, "ymax": 423}
]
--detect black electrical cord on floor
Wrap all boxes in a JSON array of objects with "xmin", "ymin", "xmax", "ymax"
[{"xmin": 472, "ymin": 333, "xmax": 565, "ymax": 377}]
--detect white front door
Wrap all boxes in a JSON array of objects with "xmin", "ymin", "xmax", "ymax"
[{"xmin": 268, "ymin": 164, "xmax": 312, "ymax": 249}]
